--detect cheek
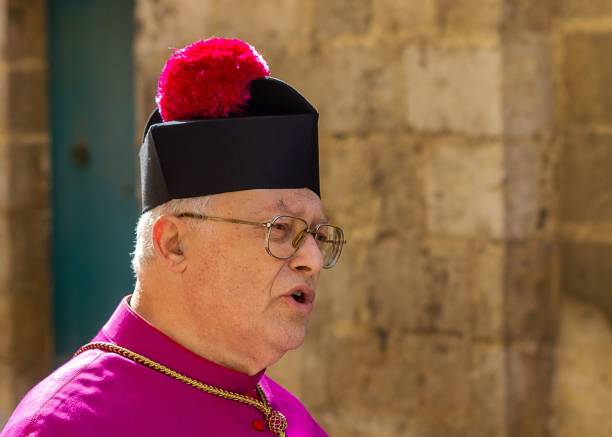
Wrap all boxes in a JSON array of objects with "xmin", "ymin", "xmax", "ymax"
[{"xmin": 185, "ymin": 231, "xmax": 283, "ymax": 307}]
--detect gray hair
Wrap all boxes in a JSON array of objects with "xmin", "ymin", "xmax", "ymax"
[{"xmin": 130, "ymin": 196, "xmax": 211, "ymax": 276}]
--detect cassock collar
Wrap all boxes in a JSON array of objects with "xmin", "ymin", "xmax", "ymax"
[{"xmin": 93, "ymin": 294, "xmax": 265, "ymax": 395}]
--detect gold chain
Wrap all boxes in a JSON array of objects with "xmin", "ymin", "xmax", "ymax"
[{"xmin": 74, "ymin": 342, "xmax": 287, "ymax": 436}]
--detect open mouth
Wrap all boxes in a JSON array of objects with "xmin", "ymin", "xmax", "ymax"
[{"xmin": 291, "ymin": 290, "xmax": 306, "ymax": 304}]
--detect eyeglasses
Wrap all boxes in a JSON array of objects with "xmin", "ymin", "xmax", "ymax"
[{"xmin": 176, "ymin": 213, "xmax": 346, "ymax": 269}]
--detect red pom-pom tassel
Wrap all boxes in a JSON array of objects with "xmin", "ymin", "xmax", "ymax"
[{"xmin": 156, "ymin": 37, "xmax": 270, "ymax": 121}]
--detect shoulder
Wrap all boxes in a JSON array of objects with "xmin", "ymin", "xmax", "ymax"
[
  {"xmin": 260, "ymin": 375, "xmax": 329, "ymax": 436},
  {"xmin": 1, "ymin": 349, "xmax": 137, "ymax": 437}
]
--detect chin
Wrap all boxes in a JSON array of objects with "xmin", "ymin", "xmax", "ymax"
[{"xmin": 269, "ymin": 323, "xmax": 308, "ymax": 355}]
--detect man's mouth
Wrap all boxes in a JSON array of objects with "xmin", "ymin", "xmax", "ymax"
[
  {"xmin": 285, "ymin": 285, "xmax": 315, "ymax": 310},
  {"xmin": 291, "ymin": 290, "xmax": 306, "ymax": 304}
]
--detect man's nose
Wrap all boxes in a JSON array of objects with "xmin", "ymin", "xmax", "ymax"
[{"xmin": 289, "ymin": 231, "xmax": 324, "ymax": 274}]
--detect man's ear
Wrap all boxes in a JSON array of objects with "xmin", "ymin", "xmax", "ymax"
[{"xmin": 151, "ymin": 215, "xmax": 188, "ymax": 273}]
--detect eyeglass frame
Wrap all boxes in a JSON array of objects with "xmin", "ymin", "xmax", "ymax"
[{"xmin": 175, "ymin": 212, "xmax": 346, "ymax": 269}]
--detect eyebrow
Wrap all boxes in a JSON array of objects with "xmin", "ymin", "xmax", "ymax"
[{"xmin": 276, "ymin": 198, "xmax": 329, "ymax": 223}]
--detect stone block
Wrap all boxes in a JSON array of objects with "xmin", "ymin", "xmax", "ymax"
[
  {"xmin": 8, "ymin": 291, "xmax": 51, "ymax": 373},
  {"xmin": 503, "ymin": 0, "xmax": 558, "ymax": 32},
  {"xmin": 6, "ymin": 209, "xmax": 50, "ymax": 295},
  {"xmin": 0, "ymin": 291, "xmax": 49, "ymax": 418},
  {"xmin": 0, "ymin": 363, "xmax": 13, "ymax": 427},
  {"xmin": 413, "ymin": 239, "xmax": 505, "ymax": 338},
  {"xmin": 365, "ymin": 235, "xmax": 426, "ymax": 332},
  {"xmin": 0, "ymin": 290, "xmax": 50, "ymax": 399},
  {"xmin": 502, "ymin": 35, "xmax": 553, "ymax": 138},
  {"xmin": 370, "ymin": 134, "xmax": 425, "ymax": 234},
  {"xmin": 366, "ymin": 338, "xmax": 504, "ymax": 437},
  {"xmin": 4, "ymin": 0, "xmax": 46, "ymax": 61},
  {"xmin": 560, "ymin": 240, "xmax": 612, "ymax": 324},
  {"xmin": 8, "ymin": 66, "xmax": 48, "ymax": 134},
  {"xmin": 506, "ymin": 340, "xmax": 555, "ymax": 437},
  {"xmin": 551, "ymin": 296, "xmax": 612, "ymax": 437},
  {"xmin": 287, "ymin": 44, "xmax": 401, "ymax": 134},
  {"xmin": 466, "ymin": 343, "xmax": 507, "ymax": 437},
  {"xmin": 505, "ymin": 141, "xmax": 551, "ymax": 239},
  {"xmin": 134, "ymin": 49, "xmax": 168, "ymax": 131},
  {"xmin": 437, "ymin": 0, "xmax": 503, "ymax": 35},
  {"xmin": 319, "ymin": 135, "xmax": 380, "ymax": 236},
  {"xmin": 326, "ymin": 331, "xmax": 418, "ymax": 436},
  {"xmin": 0, "ymin": 293, "xmax": 10, "ymax": 359},
  {"xmin": 0, "ymin": 147, "xmax": 9, "ymax": 209},
  {"xmin": 0, "ymin": 143, "xmax": 49, "ymax": 211},
  {"xmin": 198, "ymin": 0, "xmax": 311, "ymax": 63},
  {"xmin": 400, "ymin": 335, "xmax": 471, "ymax": 436},
  {"xmin": 0, "ymin": 216, "xmax": 10, "ymax": 293},
  {"xmin": 0, "ymin": 70, "xmax": 8, "ymax": 135},
  {"xmin": 320, "ymin": 132, "xmax": 422, "ymax": 238},
  {"xmin": 312, "ymin": 331, "xmax": 499, "ymax": 437},
  {"xmin": 372, "ymin": 0, "xmax": 436, "ymax": 36},
  {"xmin": 561, "ymin": 0, "xmax": 612, "ymax": 17},
  {"xmin": 468, "ymin": 242, "xmax": 505, "ymax": 339},
  {"xmin": 564, "ymin": 31, "xmax": 612, "ymax": 125},
  {"xmin": 561, "ymin": 131, "xmax": 612, "ymax": 222},
  {"xmin": 404, "ymin": 44, "xmax": 503, "ymax": 135},
  {"xmin": 134, "ymin": 0, "xmax": 208, "ymax": 54},
  {"xmin": 424, "ymin": 139, "xmax": 504, "ymax": 239},
  {"xmin": 312, "ymin": 0, "xmax": 372, "ymax": 42},
  {"xmin": 505, "ymin": 241, "xmax": 556, "ymax": 341}
]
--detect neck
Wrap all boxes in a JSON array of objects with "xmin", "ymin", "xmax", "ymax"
[{"xmin": 130, "ymin": 283, "xmax": 271, "ymax": 376}]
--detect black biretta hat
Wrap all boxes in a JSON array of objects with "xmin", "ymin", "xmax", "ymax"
[{"xmin": 138, "ymin": 39, "xmax": 319, "ymax": 213}]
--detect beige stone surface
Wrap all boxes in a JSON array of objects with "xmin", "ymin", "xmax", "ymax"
[
  {"xmin": 416, "ymin": 238, "xmax": 505, "ymax": 338},
  {"xmin": 372, "ymin": 0, "xmax": 437, "ymax": 36},
  {"xmin": 0, "ymin": 363, "xmax": 12, "ymax": 428},
  {"xmin": 298, "ymin": 45, "xmax": 402, "ymax": 134},
  {"xmin": 0, "ymin": 215, "xmax": 10, "ymax": 296},
  {"xmin": 404, "ymin": 44, "xmax": 503, "ymax": 135},
  {"xmin": 551, "ymin": 296, "xmax": 612, "ymax": 437},
  {"xmin": 561, "ymin": 0, "xmax": 612, "ymax": 17},
  {"xmin": 506, "ymin": 340, "xmax": 555, "ymax": 437},
  {"xmin": 502, "ymin": 34, "xmax": 553, "ymax": 138},
  {"xmin": 424, "ymin": 139, "xmax": 505, "ymax": 239},
  {"xmin": 438, "ymin": 0, "xmax": 503, "ymax": 35},
  {"xmin": 503, "ymin": 0, "xmax": 557, "ymax": 31},
  {"xmin": 312, "ymin": 0, "xmax": 372, "ymax": 41},
  {"xmin": 560, "ymin": 241, "xmax": 612, "ymax": 322},
  {"xmin": 553, "ymin": 5, "xmax": 612, "ymax": 437},
  {"xmin": 503, "ymin": 136, "xmax": 557, "ymax": 241},
  {"xmin": 8, "ymin": 67, "xmax": 48, "ymax": 134},
  {"xmin": 505, "ymin": 241, "xmax": 557, "ymax": 341},
  {"xmin": 0, "ymin": 292, "xmax": 11, "ymax": 360},
  {"xmin": 4, "ymin": 0, "xmax": 46, "ymax": 61},
  {"xmin": 561, "ymin": 131, "xmax": 612, "ymax": 222},
  {"xmin": 0, "ymin": 0, "xmax": 51, "ymax": 424},
  {"xmin": 0, "ymin": 143, "xmax": 49, "ymax": 211},
  {"xmin": 564, "ymin": 31, "xmax": 612, "ymax": 125}
]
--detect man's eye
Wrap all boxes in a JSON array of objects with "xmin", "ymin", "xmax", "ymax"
[
  {"xmin": 315, "ymin": 234, "xmax": 329, "ymax": 243},
  {"xmin": 272, "ymin": 223, "xmax": 290, "ymax": 232},
  {"xmin": 270, "ymin": 223, "xmax": 293, "ymax": 244}
]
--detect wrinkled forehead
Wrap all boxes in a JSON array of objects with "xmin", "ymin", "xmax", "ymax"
[{"xmin": 213, "ymin": 188, "xmax": 327, "ymax": 222}]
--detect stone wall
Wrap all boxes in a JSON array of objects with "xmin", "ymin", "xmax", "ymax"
[
  {"xmin": 0, "ymin": 0, "xmax": 52, "ymax": 427},
  {"xmin": 552, "ymin": 1, "xmax": 612, "ymax": 435}
]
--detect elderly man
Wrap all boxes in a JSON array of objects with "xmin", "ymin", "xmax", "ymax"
[{"xmin": 1, "ymin": 38, "xmax": 344, "ymax": 436}]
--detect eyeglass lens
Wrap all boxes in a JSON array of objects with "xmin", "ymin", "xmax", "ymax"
[{"xmin": 268, "ymin": 216, "xmax": 344, "ymax": 268}]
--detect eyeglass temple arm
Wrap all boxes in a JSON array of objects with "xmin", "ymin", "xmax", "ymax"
[{"xmin": 176, "ymin": 213, "xmax": 269, "ymax": 228}]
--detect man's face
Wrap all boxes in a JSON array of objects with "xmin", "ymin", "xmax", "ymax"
[{"xmin": 179, "ymin": 188, "xmax": 327, "ymax": 363}]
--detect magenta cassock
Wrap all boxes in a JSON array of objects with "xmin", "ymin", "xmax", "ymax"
[{"xmin": 1, "ymin": 295, "xmax": 328, "ymax": 436}]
